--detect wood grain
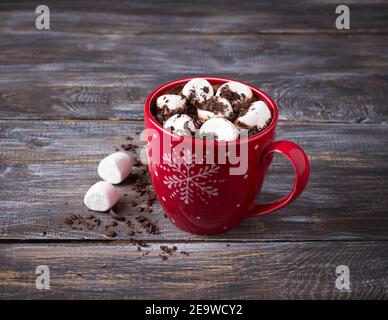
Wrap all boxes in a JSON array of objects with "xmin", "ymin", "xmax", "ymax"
[
  {"xmin": 1, "ymin": 120, "xmax": 387, "ymax": 241},
  {"xmin": 1, "ymin": 33, "xmax": 387, "ymax": 75},
  {"xmin": 1, "ymin": 4, "xmax": 387, "ymax": 123},
  {"xmin": 1, "ymin": 241, "xmax": 387, "ymax": 299},
  {"xmin": 1, "ymin": 0, "xmax": 388, "ymax": 301},
  {"xmin": 1, "ymin": 72, "xmax": 387, "ymax": 123},
  {"xmin": 1, "ymin": 0, "xmax": 387, "ymax": 34}
]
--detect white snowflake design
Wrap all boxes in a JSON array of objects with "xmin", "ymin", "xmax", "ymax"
[{"xmin": 159, "ymin": 149, "xmax": 223, "ymax": 204}]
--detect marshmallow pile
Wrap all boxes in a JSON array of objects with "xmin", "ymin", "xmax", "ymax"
[
  {"xmin": 154, "ymin": 78, "xmax": 272, "ymax": 141},
  {"xmin": 84, "ymin": 152, "xmax": 134, "ymax": 212}
]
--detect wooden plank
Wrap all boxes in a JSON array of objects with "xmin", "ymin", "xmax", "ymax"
[
  {"xmin": 1, "ymin": 34, "xmax": 387, "ymax": 75},
  {"xmin": 0, "ymin": 72, "xmax": 387, "ymax": 123},
  {"xmin": 0, "ymin": 241, "xmax": 387, "ymax": 299},
  {"xmin": 1, "ymin": 0, "xmax": 387, "ymax": 34},
  {"xmin": 1, "ymin": 120, "xmax": 387, "ymax": 241}
]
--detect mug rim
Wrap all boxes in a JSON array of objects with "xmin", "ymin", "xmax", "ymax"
[{"xmin": 144, "ymin": 76, "xmax": 279, "ymax": 145}]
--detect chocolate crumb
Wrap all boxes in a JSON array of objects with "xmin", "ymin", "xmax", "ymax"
[
  {"xmin": 136, "ymin": 215, "xmax": 160, "ymax": 235},
  {"xmin": 131, "ymin": 200, "xmax": 138, "ymax": 207},
  {"xmin": 160, "ymin": 245, "xmax": 178, "ymax": 256},
  {"xmin": 129, "ymin": 238, "xmax": 149, "ymax": 248},
  {"xmin": 219, "ymin": 85, "xmax": 241, "ymax": 103},
  {"xmin": 197, "ymin": 96, "xmax": 230, "ymax": 114},
  {"xmin": 64, "ymin": 217, "xmax": 73, "ymax": 225},
  {"xmin": 121, "ymin": 143, "xmax": 138, "ymax": 151},
  {"xmin": 159, "ymin": 254, "xmax": 168, "ymax": 261},
  {"xmin": 109, "ymin": 209, "xmax": 126, "ymax": 222},
  {"xmin": 104, "ymin": 230, "xmax": 117, "ymax": 238}
]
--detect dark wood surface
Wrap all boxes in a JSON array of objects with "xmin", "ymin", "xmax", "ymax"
[
  {"xmin": 1, "ymin": 120, "xmax": 388, "ymax": 241},
  {"xmin": 1, "ymin": 242, "xmax": 387, "ymax": 299},
  {"xmin": 0, "ymin": 0, "xmax": 387, "ymax": 299}
]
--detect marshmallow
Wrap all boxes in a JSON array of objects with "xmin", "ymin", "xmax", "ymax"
[
  {"xmin": 199, "ymin": 118, "xmax": 240, "ymax": 141},
  {"xmin": 98, "ymin": 152, "xmax": 134, "ymax": 184},
  {"xmin": 84, "ymin": 181, "xmax": 120, "ymax": 212},
  {"xmin": 216, "ymin": 81, "xmax": 253, "ymax": 105},
  {"xmin": 156, "ymin": 94, "xmax": 186, "ymax": 113},
  {"xmin": 235, "ymin": 101, "xmax": 272, "ymax": 130},
  {"xmin": 182, "ymin": 78, "xmax": 213, "ymax": 104},
  {"xmin": 164, "ymin": 114, "xmax": 196, "ymax": 136},
  {"xmin": 197, "ymin": 96, "xmax": 233, "ymax": 122}
]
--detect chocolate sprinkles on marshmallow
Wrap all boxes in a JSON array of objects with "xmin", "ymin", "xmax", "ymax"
[
  {"xmin": 182, "ymin": 78, "xmax": 214, "ymax": 104},
  {"xmin": 164, "ymin": 114, "xmax": 196, "ymax": 137},
  {"xmin": 196, "ymin": 96, "xmax": 233, "ymax": 122},
  {"xmin": 216, "ymin": 81, "xmax": 253, "ymax": 108},
  {"xmin": 152, "ymin": 78, "xmax": 273, "ymax": 141}
]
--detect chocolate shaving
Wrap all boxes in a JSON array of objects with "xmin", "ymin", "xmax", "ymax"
[
  {"xmin": 136, "ymin": 215, "xmax": 160, "ymax": 235},
  {"xmin": 160, "ymin": 245, "xmax": 177, "ymax": 255},
  {"xmin": 109, "ymin": 209, "xmax": 126, "ymax": 222},
  {"xmin": 129, "ymin": 238, "xmax": 148, "ymax": 247},
  {"xmin": 159, "ymin": 254, "xmax": 168, "ymax": 261},
  {"xmin": 197, "ymin": 96, "xmax": 229, "ymax": 114},
  {"xmin": 183, "ymin": 120, "xmax": 195, "ymax": 136},
  {"xmin": 219, "ymin": 85, "xmax": 242, "ymax": 103},
  {"xmin": 121, "ymin": 143, "xmax": 138, "ymax": 151},
  {"xmin": 63, "ymin": 213, "xmax": 101, "ymax": 231},
  {"xmin": 64, "ymin": 217, "xmax": 73, "ymax": 225},
  {"xmin": 104, "ymin": 229, "xmax": 117, "ymax": 238}
]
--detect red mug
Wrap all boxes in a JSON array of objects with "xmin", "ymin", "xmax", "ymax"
[{"xmin": 144, "ymin": 77, "xmax": 310, "ymax": 235}]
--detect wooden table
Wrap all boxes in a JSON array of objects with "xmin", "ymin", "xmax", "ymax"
[{"xmin": 0, "ymin": 0, "xmax": 387, "ymax": 299}]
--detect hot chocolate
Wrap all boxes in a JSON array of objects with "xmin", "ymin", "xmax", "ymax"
[{"xmin": 151, "ymin": 78, "xmax": 273, "ymax": 141}]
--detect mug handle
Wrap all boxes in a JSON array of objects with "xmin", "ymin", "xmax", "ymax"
[{"xmin": 244, "ymin": 140, "xmax": 310, "ymax": 218}]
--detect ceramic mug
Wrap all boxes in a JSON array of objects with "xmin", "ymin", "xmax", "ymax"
[{"xmin": 144, "ymin": 77, "xmax": 310, "ymax": 235}]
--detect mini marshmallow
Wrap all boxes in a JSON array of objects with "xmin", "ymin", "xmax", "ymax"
[
  {"xmin": 200, "ymin": 118, "xmax": 240, "ymax": 141},
  {"xmin": 84, "ymin": 181, "xmax": 120, "ymax": 212},
  {"xmin": 197, "ymin": 96, "xmax": 233, "ymax": 122},
  {"xmin": 164, "ymin": 114, "xmax": 196, "ymax": 136},
  {"xmin": 181, "ymin": 78, "xmax": 213, "ymax": 104},
  {"xmin": 156, "ymin": 94, "xmax": 186, "ymax": 113},
  {"xmin": 98, "ymin": 152, "xmax": 134, "ymax": 184},
  {"xmin": 216, "ymin": 81, "xmax": 253, "ymax": 105},
  {"xmin": 235, "ymin": 101, "xmax": 272, "ymax": 130}
]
